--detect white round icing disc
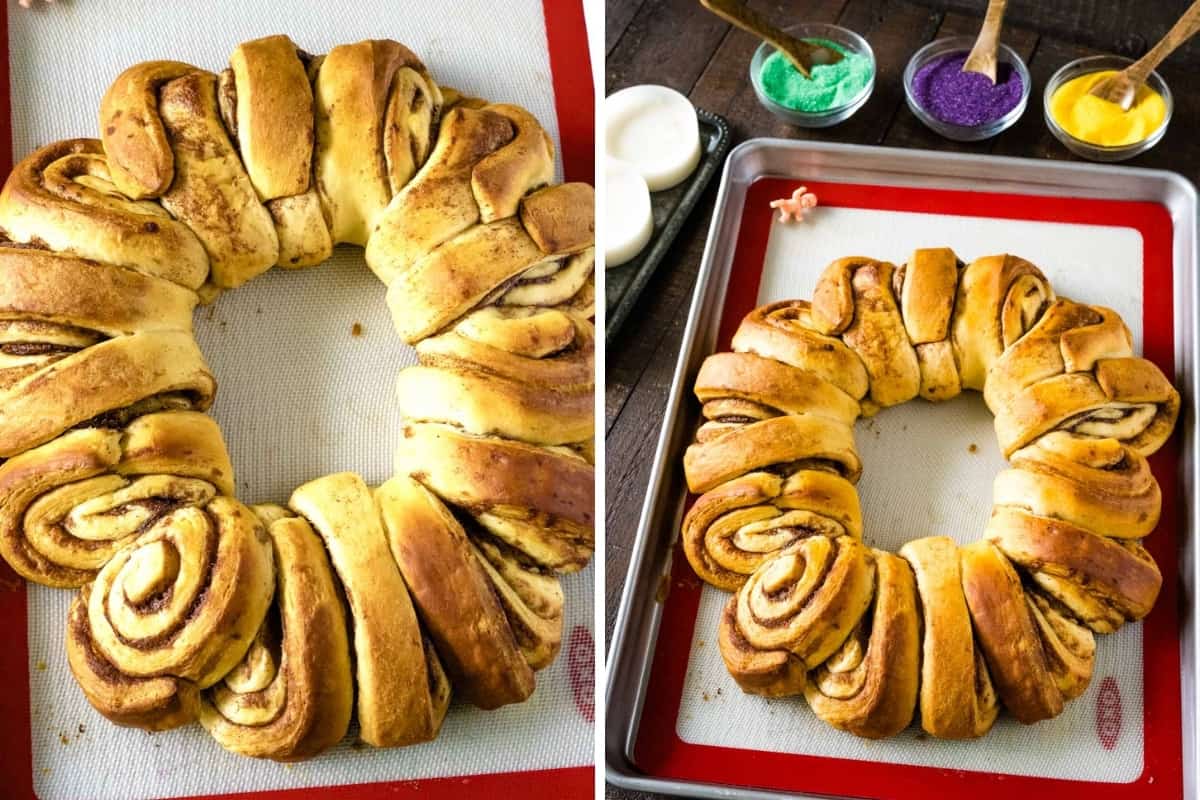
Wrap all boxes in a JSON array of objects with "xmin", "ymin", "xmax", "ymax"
[
  {"xmin": 605, "ymin": 157, "xmax": 654, "ymax": 268},
  {"xmin": 605, "ymin": 84, "xmax": 701, "ymax": 192}
]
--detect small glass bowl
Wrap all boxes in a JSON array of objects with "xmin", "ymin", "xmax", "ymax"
[
  {"xmin": 902, "ymin": 36, "xmax": 1030, "ymax": 141},
  {"xmin": 749, "ymin": 23, "xmax": 875, "ymax": 128},
  {"xmin": 1043, "ymin": 55, "xmax": 1172, "ymax": 162}
]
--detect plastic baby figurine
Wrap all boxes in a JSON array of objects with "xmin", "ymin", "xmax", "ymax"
[{"xmin": 769, "ymin": 186, "xmax": 818, "ymax": 222}]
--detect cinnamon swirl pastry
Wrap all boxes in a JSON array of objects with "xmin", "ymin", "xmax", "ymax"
[
  {"xmin": 393, "ymin": 422, "xmax": 593, "ymax": 573},
  {"xmin": 717, "ymin": 535, "xmax": 875, "ymax": 694},
  {"xmin": 682, "ymin": 470, "xmax": 862, "ymax": 591},
  {"xmin": 959, "ymin": 541, "xmax": 1085, "ymax": 723},
  {"xmin": 289, "ymin": 472, "xmax": 449, "ymax": 748},
  {"xmin": 199, "ymin": 506, "xmax": 352, "ymax": 761},
  {"xmin": 951, "ymin": 254, "xmax": 1054, "ymax": 391},
  {"xmin": 218, "ymin": 35, "xmax": 332, "ymax": 268},
  {"xmin": 0, "ymin": 411, "xmax": 232, "ymax": 587},
  {"xmin": 811, "ymin": 257, "xmax": 920, "ymax": 409},
  {"xmin": 898, "ymin": 536, "xmax": 998, "ymax": 739},
  {"xmin": 65, "ymin": 496, "xmax": 275, "ymax": 729},
  {"xmin": 378, "ymin": 476, "xmax": 539, "ymax": 709},
  {"xmin": 0, "ymin": 139, "xmax": 209, "ymax": 288},
  {"xmin": 893, "ymin": 248, "xmax": 964, "ymax": 401},
  {"xmin": 805, "ymin": 550, "xmax": 920, "ymax": 739}
]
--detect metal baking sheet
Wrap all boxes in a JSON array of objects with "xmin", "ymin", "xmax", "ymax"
[
  {"xmin": 605, "ymin": 108, "xmax": 731, "ymax": 339},
  {"xmin": 604, "ymin": 139, "xmax": 1199, "ymax": 800}
]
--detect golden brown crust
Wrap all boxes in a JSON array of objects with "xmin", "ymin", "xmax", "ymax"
[
  {"xmin": 898, "ymin": 536, "xmax": 998, "ymax": 739},
  {"xmin": 694, "ymin": 351, "xmax": 861, "ymax": 428},
  {"xmin": 520, "ymin": 183, "xmax": 595, "ymax": 254},
  {"xmin": 895, "ymin": 247, "xmax": 961, "ymax": 344},
  {"xmin": 99, "ymin": 60, "xmax": 200, "ymax": 199},
  {"xmin": 289, "ymin": 472, "xmax": 448, "ymax": 748},
  {"xmin": 993, "ymin": 356, "xmax": 1179, "ymax": 457},
  {"xmin": 951, "ymin": 254, "xmax": 1054, "ymax": 391},
  {"xmin": 0, "ymin": 331, "xmax": 215, "ymax": 459},
  {"xmin": 378, "ymin": 476, "xmax": 535, "ymax": 709},
  {"xmin": 683, "ymin": 414, "xmax": 861, "ymax": 495},
  {"xmin": 805, "ymin": 550, "xmax": 920, "ymax": 739},
  {"xmin": 157, "ymin": 71, "xmax": 279, "ymax": 289},
  {"xmin": 717, "ymin": 593, "xmax": 807, "ymax": 697},
  {"xmin": 726, "ymin": 536, "xmax": 875, "ymax": 675},
  {"xmin": 683, "ymin": 470, "xmax": 861, "ymax": 591},
  {"xmin": 0, "ymin": 412, "xmax": 233, "ymax": 587},
  {"xmin": 393, "ymin": 422, "xmax": 594, "ymax": 571},
  {"xmin": 914, "ymin": 340, "xmax": 961, "ymax": 401},
  {"xmin": 65, "ymin": 496, "xmax": 275, "ymax": 732},
  {"xmin": 312, "ymin": 40, "xmax": 429, "ymax": 245},
  {"xmin": 0, "ymin": 139, "xmax": 209, "ymax": 289},
  {"xmin": 65, "ymin": 590, "xmax": 199, "ymax": 731},
  {"xmin": 199, "ymin": 512, "xmax": 353, "ymax": 761},
  {"xmin": 226, "ymin": 35, "xmax": 315, "ymax": 201},
  {"xmin": 732, "ymin": 300, "xmax": 869, "ymax": 400},
  {"xmin": 996, "ymin": 432, "xmax": 1160, "ymax": 540},
  {"xmin": 959, "ymin": 541, "xmax": 1064, "ymax": 723},
  {"xmin": 986, "ymin": 506, "xmax": 1161, "ymax": 633},
  {"xmin": 813, "ymin": 258, "xmax": 920, "ymax": 408}
]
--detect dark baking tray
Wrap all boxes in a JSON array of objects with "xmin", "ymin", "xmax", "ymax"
[{"xmin": 604, "ymin": 107, "xmax": 731, "ymax": 339}]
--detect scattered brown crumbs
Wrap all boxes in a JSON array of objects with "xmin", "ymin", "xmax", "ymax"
[
  {"xmin": 77, "ymin": 723, "xmax": 85, "ymax": 734},
  {"xmin": 59, "ymin": 732, "xmax": 69, "ymax": 746},
  {"xmin": 41, "ymin": 768, "xmax": 50, "ymax": 776},
  {"xmin": 702, "ymin": 692, "xmax": 710, "ymax": 702},
  {"xmin": 656, "ymin": 574, "xmax": 670, "ymax": 603},
  {"xmin": 351, "ymin": 322, "xmax": 364, "ymax": 337},
  {"xmin": 697, "ymin": 640, "xmax": 706, "ymax": 648},
  {"xmin": 36, "ymin": 660, "xmax": 46, "ymax": 671},
  {"xmin": 968, "ymin": 443, "xmax": 978, "ymax": 453}
]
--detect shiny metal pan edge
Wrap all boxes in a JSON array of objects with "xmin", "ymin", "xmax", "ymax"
[{"xmin": 605, "ymin": 139, "xmax": 1199, "ymax": 800}]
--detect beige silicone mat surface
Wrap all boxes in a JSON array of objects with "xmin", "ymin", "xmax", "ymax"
[
  {"xmin": 676, "ymin": 205, "xmax": 1147, "ymax": 781},
  {"xmin": 9, "ymin": 2, "xmax": 594, "ymax": 798}
]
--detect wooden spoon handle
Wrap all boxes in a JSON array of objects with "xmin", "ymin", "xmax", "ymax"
[
  {"xmin": 698, "ymin": 0, "xmax": 815, "ymax": 76},
  {"xmin": 1126, "ymin": 0, "xmax": 1200, "ymax": 85},
  {"xmin": 975, "ymin": 0, "xmax": 1008, "ymax": 51}
]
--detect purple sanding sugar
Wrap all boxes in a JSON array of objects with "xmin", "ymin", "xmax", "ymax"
[{"xmin": 911, "ymin": 51, "xmax": 1024, "ymax": 126}]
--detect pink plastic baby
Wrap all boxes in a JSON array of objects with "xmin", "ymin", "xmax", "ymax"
[{"xmin": 769, "ymin": 186, "xmax": 818, "ymax": 222}]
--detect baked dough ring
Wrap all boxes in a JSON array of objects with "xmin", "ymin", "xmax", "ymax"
[
  {"xmin": 65, "ymin": 496, "xmax": 275, "ymax": 730},
  {"xmin": 0, "ymin": 412, "xmax": 232, "ymax": 587},
  {"xmin": 0, "ymin": 139, "xmax": 209, "ymax": 288},
  {"xmin": 986, "ymin": 506, "xmax": 1161, "ymax": 633},
  {"xmin": 731, "ymin": 300, "xmax": 869, "ymax": 400},
  {"xmin": 397, "ymin": 308, "xmax": 593, "ymax": 447},
  {"xmin": 983, "ymin": 300, "xmax": 1132, "ymax": 413},
  {"xmin": 994, "ymin": 356, "xmax": 1179, "ymax": 457},
  {"xmin": 718, "ymin": 535, "xmax": 875, "ymax": 691},
  {"xmin": 898, "ymin": 536, "xmax": 998, "ymax": 739},
  {"xmin": 894, "ymin": 247, "xmax": 961, "ymax": 344},
  {"xmin": 683, "ymin": 470, "xmax": 861, "ymax": 591},
  {"xmin": 99, "ymin": 60, "xmax": 201, "ymax": 199},
  {"xmin": 289, "ymin": 472, "xmax": 449, "ymax": 748},
  {"xmin": 805, "ymin": 550, "xmax": 920, "ymax": 739},
  {"xmin": 378, "ymin": 476, "xmax": 536, "ymax": 709},
  {"xmin": 694, "ymin": 351, "xmax": 861, "ymax": 428},
  {"xmin": 960, "ymin": 541, "xmax": 1066, "ymax": 723},
  {"xmin": 198, "ymin": 508, "xmax": 353, "ymax": 761},
  {"xmin": 312, "ymin": 40, "xmax": 439, "ymax": 245},
  {"xmin": 393, "ymin": 422, "xmax": 593, "ymax": 572},
  {"xmin": 811, "ymin": 258, "xmax": 920, "ymax": 409},
  {"xmin": 157, "ymin": 71, "xmax": 279, "ymax": 289},
  {"xmin": 995, "ymin": 432, "xmax": 1160, "ymax": 540},
  {"xmin": 951, "ymin": 254, "xmax": 1055, "ymax": 391},
  {"xmin": 683, "ymin": 414, "xmax": 862, "ymax": 495}
]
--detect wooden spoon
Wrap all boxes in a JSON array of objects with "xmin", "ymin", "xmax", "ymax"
[
  {"xmin": 962, "ymin": 0, "xmax": 1008, "ymax": 83},
  {"xmin": 699, "ymin": 0, "xmax": 842, "ymax": 79},
  {"xmin": 1088, "ymin": 0, "xmax": 1200, "ymax": 111}
]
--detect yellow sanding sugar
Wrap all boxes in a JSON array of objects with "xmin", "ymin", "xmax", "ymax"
[{"xmin": 1049, "ymin": 70, "xmax": 1167, "ymax": 147}]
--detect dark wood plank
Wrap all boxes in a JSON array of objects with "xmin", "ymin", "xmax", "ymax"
[
  {"xmin": 606, "ymin": 0, "xmax": 732, "ymax": 95},
  {"xmin": 881, "ymin": 11, "xmax": 1039, "ymax": 154},
  {"xmin": 607, "ymin": 0, "xmax": 648, "ymax": 56}
]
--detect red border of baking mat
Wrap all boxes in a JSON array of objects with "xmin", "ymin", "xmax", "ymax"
[
  {"xmin": 0, "ymin": 1, "xmax": 595, "ymax": 797},
  {"xmin": 633, "ymin": 177, "xmax": 1182, "ymax": 800}
]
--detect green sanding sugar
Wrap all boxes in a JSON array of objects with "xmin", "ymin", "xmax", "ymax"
[{"xmin": 759, "ymin": 39, "xmax": 873, "ymax": 113}]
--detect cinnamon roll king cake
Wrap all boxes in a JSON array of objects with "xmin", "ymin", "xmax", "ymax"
[
  {"xmin": 0, "ymin": 30, "xmax": 594, "ymax": 766},
  {"xmin": 684, "ymin": 247, "xmax": 1177, "ymax": 740}
]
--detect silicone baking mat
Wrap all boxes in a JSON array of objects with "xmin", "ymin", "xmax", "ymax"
[
  {"xmin": 634, "ymin": 178, "xmax": 1182, "ymax": 799},
  {"xmin": 0, "ymin": 1, "xmax": 595, "ymax": 798}
]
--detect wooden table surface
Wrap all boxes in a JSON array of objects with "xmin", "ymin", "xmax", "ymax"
[{"xmin": 604, "ymin": 1, "xmax": 1200, "ymax": 796}]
